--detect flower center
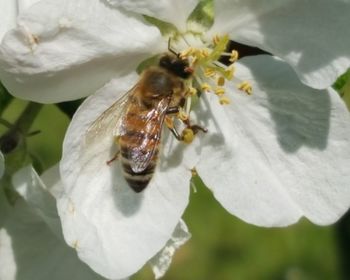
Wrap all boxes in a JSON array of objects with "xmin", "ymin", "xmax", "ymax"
[{"xmin": 166, "ymin": 33, "xmax": 253, "ymax": 143}]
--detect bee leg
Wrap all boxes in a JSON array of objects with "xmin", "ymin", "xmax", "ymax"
[
  {"xmin": 182, "ymin": 119, "xmax": 208, "ymax": 134},
  {"xmin": 166, "ymin": 106, "xmax": 180, "ymax": 115},
  {"xmin": 165, "ymin": 116, "xmax": 182, "ymax": 141},
  {"xmin": 106, "ymin": 151, "xmax": 120, "ymax": 166}
]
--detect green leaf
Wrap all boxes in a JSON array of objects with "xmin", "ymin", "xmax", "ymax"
[
  {"xmin": 333, "ymin": 68, "xmax": 350, "ymax": 110},
  {"xmin": 187, "ymin": 0, "xmax": 214, "ymax": 33}
]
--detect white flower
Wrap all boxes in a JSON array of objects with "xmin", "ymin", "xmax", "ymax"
[
  {"xmin": 0, "ymin": 0, "xmax": 41, "ymax": 42},
  {"xmin": 0, "ymin": 165, "xmax": 110, "ymax": 280},
  {"xmin": 0, "ymin": 0, "xmax": 350, "ymax": 279}
]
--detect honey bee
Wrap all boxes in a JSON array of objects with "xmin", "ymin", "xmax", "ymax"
[{"xmin": 86, "ymin": 53, "xmax": 196, "ymax": 192}]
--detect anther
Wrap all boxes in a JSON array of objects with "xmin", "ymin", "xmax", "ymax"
[
  {"xmin": 201, "ymin": 83, "xmax": 212, "ymax": 92},
  {"xmin": 188, "ymin": 87, "xmax": 198, "ymax": 96},
  {"xmin": 180, "ymin": 47, "xmax": 194, "ymax": 59},
  {"xmin": 238, "ymin": 81, "xmax": 253, "ymax": 95},
  {"xmin": 177, "ymin": 109, "xmax": 189, "ymax": 121},
  {"xmin": 204, "ymin": 67, "xmax": 216, "ymax": 77},
  {"xmin": 224, "ymin": 66, "xmax": 235, "ymax": 81},
  {"xmin": 215, "ymin": 87, "xmax": 225, "ymax": 96},
  {"xmin": 217, "ymin": 76, "xmax": 225, "ymax": 87},
  {"xmin": 219, "ymin": 96, "xmax": 231, "ymax": 105},
  {"xmin": 229, "ymin": 50, "xmax": 239, "ymax": 62}
]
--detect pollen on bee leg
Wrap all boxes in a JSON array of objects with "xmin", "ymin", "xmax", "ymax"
[
  {"xmin": 238, "ymin": 81, "xmax": 253, "ymax": 95},
  {"xmin": 181, "ymin": 128, "xmax": 195, "ymax": 144}
]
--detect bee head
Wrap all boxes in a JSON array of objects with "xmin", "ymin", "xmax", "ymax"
[{"xmin": 159, "ymin": 53, "xmax": 193, "ymax": 79}]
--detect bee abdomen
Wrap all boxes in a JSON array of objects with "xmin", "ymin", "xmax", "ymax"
[{"xmin": 121, "ymin": 160, "xmax": 156, "ymax": 192}]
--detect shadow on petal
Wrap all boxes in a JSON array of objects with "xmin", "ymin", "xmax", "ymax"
[
  {"xmin": 246, "ymin": 56, "xmax": 331, "ymax": 153},
  {"xmin": 110, "ymin": 156, "xmax": 145, "ymax": 218}
]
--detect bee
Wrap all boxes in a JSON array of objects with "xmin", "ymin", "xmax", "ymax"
[{"xmin": 86, "ymin": 53, "xmax": 196, "ymax": 193}]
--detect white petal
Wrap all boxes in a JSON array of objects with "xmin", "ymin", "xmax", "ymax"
[
  {"xmin": 58, "ymin": 73, "xmax": 199, "ymax": 279},
  {"xmin": 0, "ymin": 152, "xmax": 4, "ymax": 179},
  {"xmin": 196, "ymin": 55, "xmax": 350, "ymax": 227},
  {"xmin": 12, "ymin": 166, "xmax": 62, "ymax": 237},
  {"xmin": 149, "ymin": 220, "xmax": 191, "ymax": 279},
  {"xmin": 0, "ymin": 173, "xmax": 107, "ymax": 280},
  {"xmin": 0, "ymin": 0, "xmax": 163, "ymax": 103},
  {"xmin": 106, "ymin": 0, "xmax": 198, "ymax": 31},
  {"xmin": 0, "ymin": 0, "xmax": 41, "ymax": 41},
  {"xmin": 0, "ymin": 0, "xmax": 17, "ymax": 42},
  {"xmin": 210, "ymin": 0, "xmax": 350, "ymax": 89}
]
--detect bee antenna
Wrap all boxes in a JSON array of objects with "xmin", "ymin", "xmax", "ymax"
[{"xmin": 168, "ymin": 38, "xmax": 179, "ymax": 57}]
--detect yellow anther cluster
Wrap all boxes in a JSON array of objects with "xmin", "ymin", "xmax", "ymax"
[
  {"xmin": 182, "ymin": 128, "xmax": 195, "ymax": 144},
  {"xmin": 180, "ymin": 47, "xmax": 195, "ymax": 59},
  {"xmin": 238, "ymin": 81, "xmax": 253, "ymax": 95},
  {"xmin": 229, "ymin": 50, "xmax": 239, "ymax": 62},
  {"xmin": 219, "ymin": 96, "xmax": 231, "ymax": 105},
  {"xmin": 212, "ymin": 34, "xmax": 221, "ymax": 45}
]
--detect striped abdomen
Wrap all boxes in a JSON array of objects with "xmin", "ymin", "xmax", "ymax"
[{"xmin": 118, "ymin": 103, "xmax": 163, "ymax": 192}]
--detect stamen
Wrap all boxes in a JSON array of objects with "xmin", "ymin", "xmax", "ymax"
[
  {"xmin": 229, "ymin": 50, "xmax": 239, "ymax": 62},
  {"xmin": 204, "ymin": 67, "xmax": 216, "ymax": 77},
  {"xmin": 201, "ymin": 83, "xmax": 212, "ymax": 92},
  {"xmin": 188, "ymin": 87, "xmax": 198, "ymax": 96},
  {"xmin": 178, "ymin": 108, "xmax": 189, "ymax": 121},
  {"xmin": 217, "ymin": 76, "xmax": 225, "ymax": 86},
  {"xmin": 238, "ymin": 81, "xmax": 253, "ymax": 95},
  {"xmin": 180, "ymin": 47, "xmax": 195, "ymax": 59},
  {"xmin": 219, "ymin": 96, "xmax": 231, "ymax": 105},
  {"xmin": 215, "ymin": 87, "xmax": 225, "ymax": 96},
  {"xmin": 224, "ymin": 66, "xmax": 235, "ymax": 81}
]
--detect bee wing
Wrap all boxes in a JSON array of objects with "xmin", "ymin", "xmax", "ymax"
[
  {"xmin": 128, "ymin": 97, "xmax": 171, "ymax": 173},
  {"xmin": 84, "ymin": 86, "xmax": 137, "ymax": 146}
]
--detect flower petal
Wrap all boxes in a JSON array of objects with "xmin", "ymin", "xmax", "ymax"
[
  {"xmin": 58, "ymin": 73, "xmax": 199, "ymax": 279},
  {"xmin": 196, "ymin": 55, "xmax": 350, "ymax": 227},
  {"xmin": 0, "ymin": 168, "xmax": 107, "ymax": 280},
  {"xmin": 149, "ymin": 219, "xmax": 191, "ymax": 279},
  {"xmin": 106, "ymin": 0, "xmax": 198, "ymax": 31},
  {"xmin": 12, "ymin": 166, "xmax": 62, "ymax": 237},
  {"xmin": 210, "ymin": 0, "xmax": 350, "ymax": 89},
  {"xmin": 0, "ymin": 0, "xmax": 163, "ymax": 103}
]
